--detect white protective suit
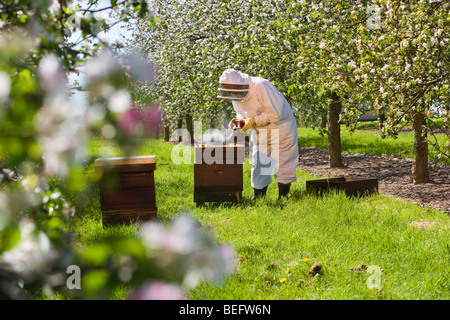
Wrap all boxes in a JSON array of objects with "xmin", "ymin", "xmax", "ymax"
[{"xmin": 220, "ymin": 69, "xmax": 299, "ymax": 190}]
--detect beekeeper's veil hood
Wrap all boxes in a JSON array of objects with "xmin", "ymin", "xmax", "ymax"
[{"xmin": 217, "ymin": 69, "xmax": 251, "ymax": 102}]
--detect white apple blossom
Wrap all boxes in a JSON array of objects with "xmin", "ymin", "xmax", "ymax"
[
  {"xmin": 0, "ymin": 72, "xmax": 11, "ymax": 102},
  {"xmin": 84, "ymin": 50, "xmax": 122, "ymax": 79},
  {"xmin": 140, "ymin": 216, "xmax": 235, "ymax": 289},
  {"xmin": 0, "ymin": 219, "xmax": 58, "ymax": 280},
  {"xmin": 48, "ymin": 0, "xmax": 61, "ymax": 15},
  {"xmin": 405, "ymin": 63, "xmax": 411, "ymax": 72},
  {"xmin": 36, "ymin": 54, "xmax": 87, "ymax": 177},
  {"xmin": 381, "ymin": 64, "xmax": 390, "ymax": 72},
  {"xmin": 108, "ymin": 90, "xmax": 131, "ymax": 114},
  {"xmin": 348, "ymin": 60, "xmax": 357, "ymax": 68}
]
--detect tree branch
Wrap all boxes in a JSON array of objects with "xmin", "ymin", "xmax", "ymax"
[{"xmin": 79, "ymin": 0, "xmax": 128, "ymax": 13}]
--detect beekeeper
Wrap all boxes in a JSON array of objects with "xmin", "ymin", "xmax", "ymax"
[{"xmin": 217, "ymin": 69, "xmax": 299, "ymax": 200}]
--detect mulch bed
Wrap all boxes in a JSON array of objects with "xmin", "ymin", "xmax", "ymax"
[{"xmin": 297, "ymin": 146, "xmax": 450, "ymax": 215}]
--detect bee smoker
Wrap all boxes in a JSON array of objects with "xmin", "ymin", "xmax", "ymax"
[{"xmin": 226, "ymin": 119, "xmax": 246, "ymax": 144}]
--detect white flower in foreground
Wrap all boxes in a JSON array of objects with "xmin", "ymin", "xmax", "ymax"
[
  {"xmin": 141, "ymin": 216, "xmax": 202, "ymax": 254},
  {"xmin": 319, "ymin": 42, "xmax": 327, "ymax": 49},
  {"xmin": 48, "ymin": 0, "xmax": 61, "ymax": 15},
  {"xmin": 38, "ymin": 54, "xmax": 66, "ymax": 91},
  {"xmin": 0, "ymin": 72, "xmax": 11, "ymax": 103},
  {"xmin": 0, "ymin": 219, "xmax": 58, "ymax": 280},
  {"xmin": 36, "ymin": 55, "xmax": 87, "ymax": 177},
  {"xmin": 108, "ymin": 90, "xmax": 131, "ymax": 114},
  {"xmin": 140, "ymin": 216, "xmax": 236, "ymax": 289},
  {"xmin": 84, "ymin": 50, "xmax": 121, "ymax": 79}
]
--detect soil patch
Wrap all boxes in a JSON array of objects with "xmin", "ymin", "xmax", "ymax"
[{"xmin": 297, "ymin": 147, "xmax": 450, "ymax": 215}]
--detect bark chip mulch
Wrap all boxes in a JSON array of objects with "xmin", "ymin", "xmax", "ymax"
[{"xmin": 297, "ymin": 146, "xmax": 450, "ymax": 215}]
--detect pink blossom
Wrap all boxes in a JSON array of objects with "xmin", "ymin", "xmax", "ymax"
[
  {"xmin": 118, "ymin": 105, "xmax": 162, "ymax": 137},
  {"xmin": 129, "ymin": 281, "xmax": 187, "ymax": 300}
]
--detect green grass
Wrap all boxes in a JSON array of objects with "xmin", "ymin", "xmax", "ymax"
[
  {"xmin": 191, "ymin": 196, "xmax": 450, "ymax": 300},
  {"xmin": 52, "ymin": 137, "xmax": 450, "ymax": 300},
  {"xmin": 298, "ymin": 124, "xmax": 450, "ymax": 165}
]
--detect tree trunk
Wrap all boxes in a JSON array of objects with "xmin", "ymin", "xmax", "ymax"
[
  {"xmin": 320, "ymin": 116, "xmax": 327, "ymax": 129},
  {"xmin": 177, "ymin": 118, "xmax": 183, "ymax": 142},
  {"xmin": 162, "ymin": 114, "xmax": 170, "ymax": 141},
  {"xmin": 328, "ymin": 92, "xmax": 344, "ymax": 168},
  {"xmin": 411, "ymin": 110, "xmax": 429, "ymax": 184},
  {"xmin": 164, "ymin": 124, "xmax": 170, "ymax": 142},
  {"xmin": 210, "ymin": 117, "xmax": 216, "ymax": 129},
  {"xmin": 378, "ymin": 112, "xmax": 386, "ymax": 129},
  {"xmin": 185, "ymin": 113, "xmax": 194, "ymax": 144},
  {"xmin": 318, "ymin": 107, "xmax": 327, "ymax": 137}
]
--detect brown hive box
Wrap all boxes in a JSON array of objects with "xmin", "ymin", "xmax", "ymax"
[
  {"xmin": 306, "ymin": 176, "xmax": 378, "ymax": 197},
  {"xmin": 94, "ymin": 155, "xmax": 158, "ymax": 227},
  {"xmin": 194, "ymin": 144, "xmax": 245, "ymax": 206}
]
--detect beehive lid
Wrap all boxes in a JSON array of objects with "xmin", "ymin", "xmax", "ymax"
[{"xmin": 95, "ymin": 155, "xmax": 156, "ymax": 167}]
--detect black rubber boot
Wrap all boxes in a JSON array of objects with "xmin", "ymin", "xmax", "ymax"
[
  {"xmin": 252, "ymin": 186, "xmax": 268, "ymax": 201},
  {"xmin": 278, "ymin": 183, "xmax": 291, "ymax": 200}
]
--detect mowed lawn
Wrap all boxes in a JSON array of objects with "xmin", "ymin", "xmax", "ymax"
[{"xmin": 63, "ymin": 134, "xmax": 450, "ymax": 300}]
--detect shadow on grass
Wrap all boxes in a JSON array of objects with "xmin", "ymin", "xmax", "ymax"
[{"xmin": 194, "ymin": 187, "xmax": 313, "ymax": 210}]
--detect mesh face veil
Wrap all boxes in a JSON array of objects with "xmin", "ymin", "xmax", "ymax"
[
  {"xmin": 217, "ymin": 83, "xmax": 249, "ymax": 100},
  {"xmin": 217, "ymin": 69, "xmax": 250, "ymax": 101}
]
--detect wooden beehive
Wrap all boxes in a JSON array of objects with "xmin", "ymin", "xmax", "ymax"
[
  {"xmin": 95, "ymin": 155, "xmax": 157, "ymax": 227},
  {"xmin": 194, "ymin": 144, "xmax": 245, "ymax": 206},
  {"xmin": 306, "ymin": 176, "xmax": 378, "ymax": 197}
]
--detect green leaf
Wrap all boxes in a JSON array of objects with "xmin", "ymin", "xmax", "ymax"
[
  {"xmin": 81, "ymin": 244, "xmax": 111, "ymax": 267},
  {"xmin": 111, "ymin": 238, "xmax": 147, "ymax": 260},
  {"xmin": 0, "ymin": 224, "xmax": 21, "ymax": 254},
  {"xmin": 11, "ymin": 69, "xmax": 36, "ymax": 95},
  {"xmin": 82, "ymin": 269, "xmax": 110, "ymax": 293},
  {"xmin": 19, "ymin": 14, "xmax": 28, "ymax": 24}
]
